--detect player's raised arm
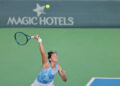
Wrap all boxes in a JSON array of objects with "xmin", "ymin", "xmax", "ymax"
[
  {"xmin": 58, "ymin": 64, "xmax": 67, "ymax": 82},
  {"xmin": 34, "ymin": 35, "xmax": 48, "ymax": 65}
]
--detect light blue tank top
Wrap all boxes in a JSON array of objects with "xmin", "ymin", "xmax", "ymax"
[{"xmin": 37, "ymin": 62, "xmax": 58, "ymax": 84}]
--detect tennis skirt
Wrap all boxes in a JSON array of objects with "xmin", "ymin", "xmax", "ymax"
[{"xmin": 31, "ymin": 79, "xmax": 54, "ymax": 86}]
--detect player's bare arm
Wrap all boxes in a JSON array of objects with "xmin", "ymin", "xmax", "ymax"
[
  {"xmin": 58, "ymin": 64, "xmax": 67, "ymax": 82},
  {"xmin": 34, "ymin": 35, "xmax": 49, "ymax": 68}
]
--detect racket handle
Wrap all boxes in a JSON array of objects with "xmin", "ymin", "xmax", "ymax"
[{"xmin": 31, "ymin": 36, "xmax": 34, "ymax": 39}]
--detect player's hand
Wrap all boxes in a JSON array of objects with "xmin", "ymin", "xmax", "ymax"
[
  {"xmin": 61, "ymin": 70, "xmax": 67, "ymax": 82},
  {"xmin": 34, "ymin": 35, "xmax": 40, "ymax": 40},
  {"xmin": 61, "ymin": 70, "xmax": 66, "ymax": 75}
]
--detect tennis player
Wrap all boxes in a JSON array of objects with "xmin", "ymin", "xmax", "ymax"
[{"xmin": 31, "ymin": 35, "xmax": 67, "ymax": 86}]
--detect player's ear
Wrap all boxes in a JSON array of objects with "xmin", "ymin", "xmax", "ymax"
[{"xmin": 49, "ymin": 58, "xmax": 51, "ymax": 62}]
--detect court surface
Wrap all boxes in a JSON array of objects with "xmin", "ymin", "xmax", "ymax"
[
  {"xmin": 0, "ymin": 28, "xmax": 120, "ymax": 86},
  {"xmin": 86, "ymin": 77, "xmax": 120, "ymax": 86}
]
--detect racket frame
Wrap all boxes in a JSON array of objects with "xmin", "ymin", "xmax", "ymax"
[{"xmin": 14, "ymin": 32, "xmax": 33, "ymax": 45}]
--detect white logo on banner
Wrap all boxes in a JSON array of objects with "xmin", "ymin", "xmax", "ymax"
[
  {"xmin": 7, "ymin": 3, "xmax": 74, "ymax": 26},
  {"xmin": 33, "ymin": 3, "xmax": 45, "ymax": 17}
]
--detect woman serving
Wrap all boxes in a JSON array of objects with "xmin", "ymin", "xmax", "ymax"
[{"xmin": 31, "ymin": 35, "xmax": 67, "ymax": 86}]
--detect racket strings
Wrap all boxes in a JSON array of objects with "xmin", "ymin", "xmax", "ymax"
[{"xmin": 16, "ymin": 33, "xmax": 28, "ymax": 45}]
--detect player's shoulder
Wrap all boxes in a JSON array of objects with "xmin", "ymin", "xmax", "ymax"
[{"xmin": 57, "ymin": 64, "xmax": 61, "ymax": 67}]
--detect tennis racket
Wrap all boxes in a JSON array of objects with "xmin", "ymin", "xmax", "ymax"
[{"xmin": 14, "ymin": 32, "xmax": 34, "ymax": 45}]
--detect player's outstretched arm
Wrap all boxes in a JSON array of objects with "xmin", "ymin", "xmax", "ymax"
[
  {"xmin": 58, "ymin": 64, "xmax": 67, "ymax": 82},
  {"xmin": 34, "ymin": 35, "xmax": 48, "ymax": 65}
]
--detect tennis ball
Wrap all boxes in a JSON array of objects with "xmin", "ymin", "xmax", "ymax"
[{"xmin": 46, "ymin": 4, "xmax": 50, "ymax": 9}]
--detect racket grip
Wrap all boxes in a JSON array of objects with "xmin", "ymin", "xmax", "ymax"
[{"xmin": 31, "ymin": 36, "xmax": 34, "ymax": 39}]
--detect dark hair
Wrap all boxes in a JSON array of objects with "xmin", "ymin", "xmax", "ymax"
[{"xmin": 48, "ymin": 51, "xmax": 56, "ymax": 60}]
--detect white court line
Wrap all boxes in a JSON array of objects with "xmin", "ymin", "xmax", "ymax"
[
  {"xmin": 86, "ymin": 77, "xmax": 95, "ymax": 86},
  {"xmin": 86, "ymin": 77, "xmax": 120, "ymax": 86},
  {"xmin": 94, "ymin": 77, "xmax": 120, "ymax": 79}
]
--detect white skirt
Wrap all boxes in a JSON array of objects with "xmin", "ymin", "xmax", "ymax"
[{"xmin": 31, "ymin": 79, "xmax": 54, "ymax": 86}]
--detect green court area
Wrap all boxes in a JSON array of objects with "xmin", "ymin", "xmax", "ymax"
[{"xmin": 0, "ymin": 28, "xmax": 120, "ymax": 86}]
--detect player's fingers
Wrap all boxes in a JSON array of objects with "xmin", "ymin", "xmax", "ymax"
[
  {"xmin": 34, "ymin": 35, "xmax": 40, "ymax": 39},
  {"xmin": 61, "ymin": 70, "xmax": 66, "ymax": 74},
  {"xmin": 37, "ymin": 35, "xmax": 40, "ymax": 38}
]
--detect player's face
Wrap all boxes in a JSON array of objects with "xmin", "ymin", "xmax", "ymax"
[{"xmin": 51, "ymin": 53, "xmax": 58, "ymax": 63}]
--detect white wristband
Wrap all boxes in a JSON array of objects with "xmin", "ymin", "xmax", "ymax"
[{"xmin": 38, "ymin": 38, "xmax": 42, "ymax": 43}]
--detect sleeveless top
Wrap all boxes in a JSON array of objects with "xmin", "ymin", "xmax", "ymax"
[{"xmin": 37, "ymin": 62, "xmax": 58, "ymax": 84}]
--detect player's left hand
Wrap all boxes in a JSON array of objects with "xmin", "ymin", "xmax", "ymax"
[{"xmin": 61, "ymin": 70, "xmax": 66, "ymax": 75}]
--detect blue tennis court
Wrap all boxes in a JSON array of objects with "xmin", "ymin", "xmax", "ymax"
[{"xmin": 86, "ymin": 77, "xmax": 120, "ymax": 86}]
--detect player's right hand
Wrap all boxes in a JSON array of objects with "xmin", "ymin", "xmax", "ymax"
[{"xmin": 34, "ymin": 35, "xmax": 40, "ymax": 40}]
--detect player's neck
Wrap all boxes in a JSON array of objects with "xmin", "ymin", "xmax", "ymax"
[{"xmin": 50, "ymin": 62, "xmax": 56, "ymax": 67}]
